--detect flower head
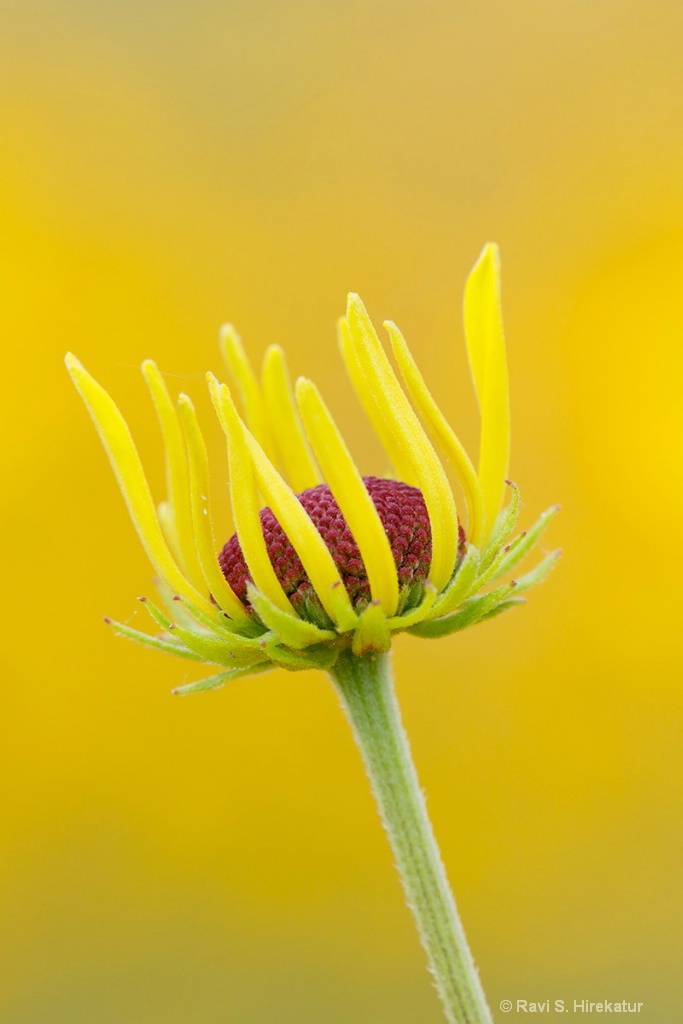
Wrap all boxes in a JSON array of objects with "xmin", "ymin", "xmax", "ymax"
[{"xmin": 66, "ymin": 244, "xmax": 559, "ymax": 694}]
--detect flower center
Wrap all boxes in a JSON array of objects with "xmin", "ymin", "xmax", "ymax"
[{"xmin": 219, "ymin": 476, "xmax": 434, "ymax": 615}]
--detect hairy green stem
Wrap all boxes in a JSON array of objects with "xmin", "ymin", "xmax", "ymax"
[{"xmin": 329, "ymin": 648, "xmax": 493, "ymax": 1024}]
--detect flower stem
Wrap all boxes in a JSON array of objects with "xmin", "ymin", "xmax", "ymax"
[{"xmin": 329, "ymin": 648, "xmax": 493, "ymax": 1024}]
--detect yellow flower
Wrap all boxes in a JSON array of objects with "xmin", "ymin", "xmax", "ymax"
[{"xmin": 66, "ymin": 244, "xmax": 559, "ymax": 695}]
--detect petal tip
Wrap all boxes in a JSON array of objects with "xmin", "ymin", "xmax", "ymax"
[
  {"xmin": 219, "ymin": 322, "xmax": 239, "ymax": 342},
  {"xmin": 346, "ymin": 292, "xmax": 367, "ymax": 319},
  {"xmin": 264, "ymin": 342, "xmax": 284, "ymax": 361},
  {"xmin": 64, "ymin": 351, "xmax": 84, "ymax": 377},
  {"xmin": 479, "ymin": 241, "xmax": 500, "ymax": 265},
  {"xmin": 295, "ymin": 376, "xmax": 313, "ymax": 398}
]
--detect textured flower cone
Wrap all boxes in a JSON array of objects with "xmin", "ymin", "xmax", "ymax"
[{"xmin": 220, "ymin": 476, "xmax": 437, "ymax": 613}]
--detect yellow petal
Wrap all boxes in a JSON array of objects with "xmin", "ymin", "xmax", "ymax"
[
  {"xmin": 338, "ymin": 316, "xmax": 416, "ymax": 484},
  {"xmin": 210, "ymin": 374, "xmax": 358, "ymax": 631},
  {"xmin": 342, "ymin": 295, "xmax": 459, "ymax": 592},
  {"xmin": 261, "ymin": 345, "xmax": 322, "ymax": 492},
  {"xmin": 156, "ymin": 499, "xmax": 180, "ymax": 563},
  {"xmin": 65, "ymin": 354, "xmax": 218, "ymax": 620},
  {"xmin": 141, "ymin": 360, "xmax": 205, "ymax": 591},
  {"xmin": 463, "ymin": 243, "xmax": 510, "ymax": 541},
  {"xmin": 385, "ymin": 320, "xmax": 486, "ymax": 549},
  {"xmin": 176, "ymin": 394, "xmax": 251, "ymax": 623},
  {"xmin": 219, "ymin": 324, "xmax": 278, "ymax": 465},
  {"xmin": 207, "ymin": 372, "xmax": 295, "ymax": 616},
  {"xmin": 296, "ymin": 377, "xmax": 399, "ymax": 615}
]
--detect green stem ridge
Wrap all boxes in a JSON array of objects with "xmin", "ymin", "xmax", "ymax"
[{"xmin": 329, "ymin": 649, "xmax": 493, "ymax": 1024}]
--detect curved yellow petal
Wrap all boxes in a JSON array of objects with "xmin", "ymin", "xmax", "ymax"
[
  {"xmin": 341, "ymin": 295, "xmax": 459, "ymax": 592},
  {"xmin": 385, "ymin": 320, "xmax": 486, "ymax": 549},
  {"xmin": 296, "ymin": 377, "xmax": 399, "ymax": 615},
  {"xmin": 176, "ymin": 394, "xmax": 251, "ymax": 623},
  {"xmin": 338, "ymin": 316, "xmax": 416, "ymax": 485},
  {"xmin": 210, "ymin": 375, "xmax": 357, "ymax": 631},
  {"xmin": 261, "ymin": 345, "xmax": 322, "ymax": 492},
  {"xmin": 219, "ymin": 324, "xmax": 278, "ymax": 466},
  {"xmin": 207, "ymin": 372, "xmax": 295, "ymax": 616},
  {"xmin": 141, "ymin": 360, "xmax": 205, "ymax": 591},
  {"xmin": 463, "ymin": 243, "xmax": 510, "ymax": 542},
  {"xmin": 65, "ymin": 354, "xmax": 218, "ymax": 620},
  {"xmin": 156, "ymin": 499, "xmax": 179, "ymax": 561}
]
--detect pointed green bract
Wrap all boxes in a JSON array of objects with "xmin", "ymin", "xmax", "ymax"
[
  {"xmin": 481, "ymin": 481, "xmax": 520, "ymax": 570},
  {"xmin": 137, "ymin": 595, "xmax": 175, "ymax": 632},
  {"xmin": 489, "ymin": 505, "xmax": 560, "ymax": 583},
  {"xmin": 430, "ymin": 544, "xmax": 481, "ymax": 618},
  {"xmin": 352, "ymin": 601, "xmax": 392, "ymax": 656},
  {"xmin": 105, "ymin": 618, "xmax": 203, "ymax": 660},
  {"xmin": 408, "ymin": 582, "xmax": 518, "ymax": 639},
  {"xmin": 388, "ymin": 583, "xmax": 438, "ymax": 630},
  {"xmin": 247, "ymin": 584, "xmax": 336, "ymax": 650},
  {"xmin": 513, "ymin": 549, "xmax": 562, "ymax": 593},
  {"xmin": 168, "ymin": 622, "xmax": 266, "ymax": 668},
  {"xmin": 173, "ymin": 663, "xmax": 273, "ymax": 696},
  {"xmin": 263, "ymin": 640, "xmax": 339, "ymax": 672},
  {"xmin": 478, "ymin": 597, "xmax": 525, "ymax": 623}
]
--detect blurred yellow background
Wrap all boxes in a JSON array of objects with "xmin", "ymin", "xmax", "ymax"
[{"xmin": 1, "ymin": 2, "xmax": 682, "ymax": 1021}]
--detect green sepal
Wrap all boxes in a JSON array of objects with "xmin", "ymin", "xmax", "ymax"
[
  {"xmin": 155, "ymin": 578, "xmax": 210, "ymax": 630},
  {"xmin": 167, "ymin": 592, "xmax": 259, "ymax": 639},
  {"xmin": 468, "ymin": 536, "xmax": 517, "ymax": 594},
  {"xmin": 429, "ymin": 544, "xmax": 480, "ymax": 619},
  {"xmin": 105, "ymin": 617, "xmax": 202, "ymax": 660},
  {"xmin": 513, "ymin": 549, "xmax": 562, "ymax": 593},
  {"xmin": 326, "ymin": 581, "xmax": 360, "ymax": 633},
  {"xmin": 407, "ymin": 582, "xmax": 517, "ymax": 639},
  {"xmin": 477, "ymin": 597, "xmax": 525, "ymax": 622},
  {"xmin": 481, "ymin": 482, "xmax": 520, "ymax": 571},
  {"xmin": 138, "ymin": 595, "xmax": 175, "ymax": 631},
  {"xmin": 388, "ymin": 582, "xmax": 438, "ymax": 630},
  {"xmin": 247, "ymin": 584, "xmax": 336, "ymax": 650},
  {"xmin": 151, "ymin": 576, "xmax": 260, "ymax": 639},
  {"xmin": 169, "ymin": 622, "xmax": 268, "ymax": 668},
  {"xmin": 352, "ymin": 601, "xmax": 392, "ymax": 656},
  {"xmin": 296, "ymin": 590, "xmax": 337, "ymax": 631},
  {"xmin": 262, "ymin": 638, "xmax": 339, "ymax": 671},
  {"xmin": 149, "ymin": 576, "xmax": 230, "ymax": 635},
  {"xmin": 488, "ymin": 505, "xmax": 560, "ymax": 583},
  {"xmin": 396, "ymin": 578, "xmax": 429, "ymax": 616},
  {"xmin": 172, "ymin": 662, "xmax": 274, "ymax": 696}
]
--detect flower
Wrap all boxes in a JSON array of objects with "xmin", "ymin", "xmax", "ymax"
[{"xmin": 66, "ymin": 244, "xmax": 559, "ymax": 695}]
